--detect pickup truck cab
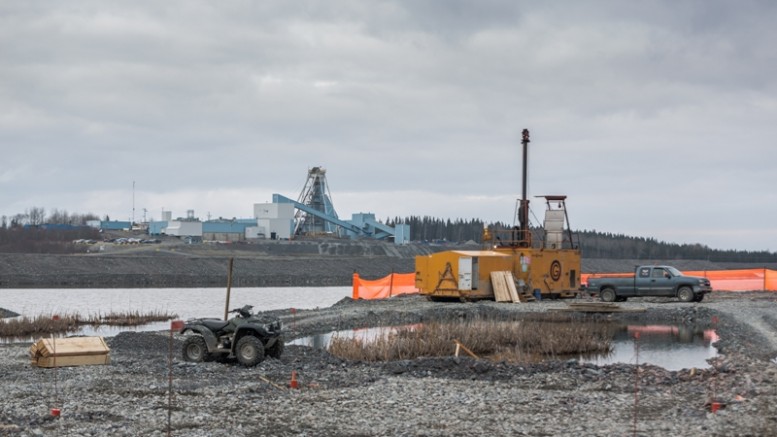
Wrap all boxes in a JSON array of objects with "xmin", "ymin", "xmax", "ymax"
[{"xmin": 585, "ymin": 265, "xmax": 712, "ymax": 303}]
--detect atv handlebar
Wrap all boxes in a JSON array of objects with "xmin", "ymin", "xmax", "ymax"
[{"xmin": 229, "ymin": 305, "xmax": 254, "ymax": 318}]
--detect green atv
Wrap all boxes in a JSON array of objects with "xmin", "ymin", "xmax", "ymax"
[{"xmin": 180, "ymin": 305, "xmax": 284, "ymax": 367}]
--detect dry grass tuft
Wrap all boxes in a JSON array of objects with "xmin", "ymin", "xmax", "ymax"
[{"xmin": 328, "ymin": 316, "xmax": 615, "ymax": 363}]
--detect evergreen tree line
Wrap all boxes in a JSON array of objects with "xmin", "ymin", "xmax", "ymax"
[
  {"xmin": 575, "ymin": 229, "xmax": 777, "ymax": 263},
  {"xmin": 387, "ymin": 216, "xmax": 496, "ymax": 243},
  {"xmin": 390, "ymin": 216, "xmax": 777, "ymax": 263}
]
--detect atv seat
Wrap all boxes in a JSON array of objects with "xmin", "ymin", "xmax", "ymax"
[{"xmin": 202, "ymin": 320, "xmax": 230, "ymax": 332}]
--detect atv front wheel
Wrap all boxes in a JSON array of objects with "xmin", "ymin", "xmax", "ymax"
[
  {"xmin": 236, "ymin": 335, "xmax": 265, "ymax": 367},
  {"xmin": 266, "ymin": 338, "xmax": 285, "ymax": 359},
  {"xmin": 182, "ymin": 336, "xmax": 212, "ymax": 362}
]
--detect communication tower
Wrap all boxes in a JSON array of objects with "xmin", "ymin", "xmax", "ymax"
[{"xmin": 294, "ymin": 167, "xmax": 339, "ymax": 236}]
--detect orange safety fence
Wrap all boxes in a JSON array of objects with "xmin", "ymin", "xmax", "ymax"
[
  {"xmin": 352, "ymin": 272, "xmax": 419, "ymax": 300},
  {"xmin": 582, "ymin": 268, "xmax": 777, "ymax": 292}
]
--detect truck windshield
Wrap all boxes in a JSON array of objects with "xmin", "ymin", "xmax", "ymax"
[{"xmin": 665, "ymin": 266, "xmax": 683, "ymax": 276}]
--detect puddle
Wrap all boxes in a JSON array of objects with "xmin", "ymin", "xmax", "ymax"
[
  {"xmin": 293, "ymin": 322, "xmax": 718, "ymax": 371},
  {"xmin": 580, "ymin": 324, "xmax": 719, "ymax": 371},
  {"xmin": 291, "ymin": 325, "xmax": 416, "ymax": 349}
]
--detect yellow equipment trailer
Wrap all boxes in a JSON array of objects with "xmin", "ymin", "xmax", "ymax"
[
  {"xmin": 415, "ymin": 250, "xmax": 513, "ymax": 301},
  {"xmin": 415, "ymin": 130, "xmax": 582, "ymax": 301}
]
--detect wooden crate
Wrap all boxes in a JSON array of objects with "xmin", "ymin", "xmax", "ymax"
[{"xmin": 30, "ymin": 337, "xmax": 110, "ymax": 368}]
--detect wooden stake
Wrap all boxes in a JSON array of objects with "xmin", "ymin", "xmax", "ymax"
[
  {"xmin": 224, "ymin": 257, "xmax": 234, "ymax": 320},
  {"xmin": 259, "ymin": 375, "xmax": 287, "ymax": 391},
  {"xmin": 453, "ymin": 339, "xmax": 480, "ymax": 359},
  {"xmin": 167, "ymin": 326, "xmax": 173, "ymax": 437},
  {"xmin": 389, "ymin": 270, "xmax": 395, "ymax": 297}
]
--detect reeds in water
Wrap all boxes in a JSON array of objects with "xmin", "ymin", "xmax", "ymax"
[
  {"xmin": 86, "ymin": 310, "xmax": 177, "ymax": 326},
  {"xmin": 0, "ymin": 314, "xmax": 80, "ymax": 337},
  {"xmin": 328, "ymin": 316, "xmax": 615, "ymax": 363},
  {"xmin": 0, "ymin": 310, "xmax": 178, "ymax": 337}
]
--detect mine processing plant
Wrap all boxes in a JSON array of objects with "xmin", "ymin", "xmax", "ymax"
[{"xmin": 272, "ymin": 167, "xmax": 410, "ymax": 243}]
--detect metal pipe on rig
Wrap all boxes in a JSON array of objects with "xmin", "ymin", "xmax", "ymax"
[{"xmin": 519, "ymin": 128, "xmax": 531, "ymax": 247}]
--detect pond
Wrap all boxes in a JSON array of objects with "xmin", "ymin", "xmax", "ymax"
[{"xmin": 292, "ymin": 322, "xmax": 718, "ymax": 371}]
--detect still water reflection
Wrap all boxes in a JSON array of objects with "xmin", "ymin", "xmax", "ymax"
[{"xmin": 580, "ymin": 324, "xmax": 719, "ymax": 371}]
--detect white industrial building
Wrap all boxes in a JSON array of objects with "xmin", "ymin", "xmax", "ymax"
[
  {"xmin": 164, "ymin": 220, "xmax": 203, "ymax": 237},
  {"xmin": 253, "ymin": 203, "xmax": 294, "ymax": 240}
]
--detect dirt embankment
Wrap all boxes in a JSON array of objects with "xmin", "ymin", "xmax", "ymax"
[
  {"xmin": 0, "ymin": 253, "xmax": 415, "ymax": 288},
  {"xmin": 0, "ymin": 240, "xmax": 433, "ymax": 288},
  {"xmin": 1, "ymin": 239, "xmax": 774, "ymax": 289}
]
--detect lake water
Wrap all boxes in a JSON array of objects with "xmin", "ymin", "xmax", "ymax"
[{"xmin": 0, "ymin": 287, "xmax": 351, "ymax": 340}]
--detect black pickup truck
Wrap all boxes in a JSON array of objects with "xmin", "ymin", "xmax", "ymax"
[{"xmin": 585, "ymin": 265, "xmax": 712, "ymax": 303}]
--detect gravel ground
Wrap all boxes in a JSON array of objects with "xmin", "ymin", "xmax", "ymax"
[{"xmin": 2, "ymin": 292, "xmax": 777, "ymax": 436}]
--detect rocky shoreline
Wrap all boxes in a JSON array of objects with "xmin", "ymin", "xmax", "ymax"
[{"xmin": 2, "ymin": 292, "xmax": 777, "ymax": 436}]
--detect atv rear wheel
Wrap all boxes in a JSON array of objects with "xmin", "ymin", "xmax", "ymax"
[
  {"xmin": 236, "ymin": 335, "xmax": 265, "ymax": 367},
  {"xmin": 182, "ymin": 336, "xmax": 212, "ymax": 362},
  {"xmin": 266, "ymin": 338, "xmax": 285, "ymax": 359}
]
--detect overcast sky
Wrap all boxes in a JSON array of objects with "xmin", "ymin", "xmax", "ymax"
[{"xmin": 2, "ymin": 1, "xmax": 775, "ymax": 252}]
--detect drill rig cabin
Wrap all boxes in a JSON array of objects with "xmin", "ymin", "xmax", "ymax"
[{"xmin": 414, "ymin": 130, "xmax": 582, "ymax": 302}]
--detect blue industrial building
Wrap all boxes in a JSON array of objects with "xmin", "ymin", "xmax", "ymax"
[{"xmin": 95, "ymin": 221, "xmax": 132, "ymax": 231}]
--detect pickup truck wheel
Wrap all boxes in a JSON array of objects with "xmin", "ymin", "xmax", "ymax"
[
  {"xmin": 677, "ymin": 286, "xmax": 695, "ymax": 302},
  {"xmin": 600, "ymin": 288, "xmax": 616, "ymax": 303}
]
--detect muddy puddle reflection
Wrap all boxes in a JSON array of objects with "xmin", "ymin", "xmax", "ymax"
[
  {"xmin": 293, "ymin": 322, "xmax": 718, "ymax": 371},
  {"xmin": 291, "ymin": 325, "xmax": 417, "ymax": 350},
  {"xmin": 580, "ymin": 323, "xmax": 719, "ymax": 371}
]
